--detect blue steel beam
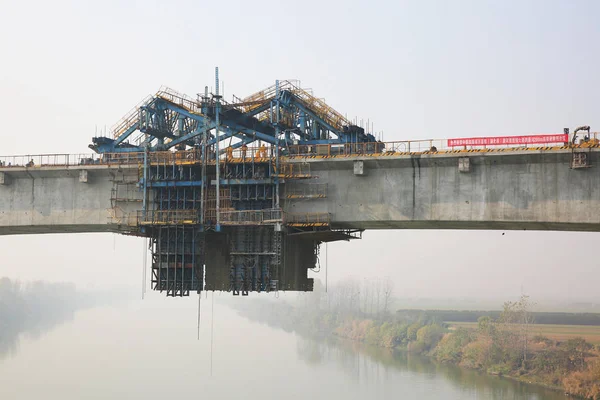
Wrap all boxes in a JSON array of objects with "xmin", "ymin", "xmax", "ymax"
[
  {"xmin": 164, "ymin": 123, "xmax": 215, "ymax": 149},
  {"xmin": 287, "ymin": 97, "xmax": 341, "ymax": 137},
  {"xmin": 140, "ymin": 104, "xmax": 199, "ymax": 138},
  {"xmin": 97, "ymin": 144, "xmax": 144, "ymax": 153},
  {"xmin": 214, "ymin": 179, "xmax": 275, "ymax": 185},
  {"xmin": 148, "ymin": 178, "xmax": 276, "ymax": 187},
  {"xmin": 157, "ymin": 101, "xmax": 276, "ymax": 149},
  {"xmin": 102, "ymin": 85, "xmax": 355, "ymax": 155},
  {"xmin": 220, "ymin": 120, "xmax": 278, "ymax": 145},
  {"xmin": 114, "ymin": 122, "xmax": 140, "ymax": 145},
  {"xmin": 147, "ymin": 181, "xmax": 204, "ymax": 188}
]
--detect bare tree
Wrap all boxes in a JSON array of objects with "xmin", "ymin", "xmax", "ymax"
[
  {"xmin": 499, "ymin": 294, "xmax": 535, "ymax": 368},
  {"xmin": 382, "ymin": 277, "xmax": 394, "ymax": 316},
  {"xmin": 375, "ymin": 278, "xmax": 382, "ymax": 317}
]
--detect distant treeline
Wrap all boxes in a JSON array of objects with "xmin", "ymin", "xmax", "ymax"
[{"xmin": 396, "ymin": 309, "xmax": 600, "ymax": 326}]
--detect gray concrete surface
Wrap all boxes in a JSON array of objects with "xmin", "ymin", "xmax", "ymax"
[
  {"xmin": 0, "ymin": 165, "xmax": 141, "ymax": 235},
  {"xmin": 285, "ymin": 148, "xmax": 600, "ymax": 232},
  {"xmin": 1, "ymin": 148, "xmax": 600, "ymax": 235}
]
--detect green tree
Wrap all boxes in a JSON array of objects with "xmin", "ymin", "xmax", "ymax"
[
  {"xmin": 407, "ymin": 321, "xmax": 423, "ymax": 341},
  {"xmin": 416, "ymin": 324, "xmax": 445, "ymax": 350}
]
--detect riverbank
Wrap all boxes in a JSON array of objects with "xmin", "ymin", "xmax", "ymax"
[{"xmin": 231, "ymin": 298, "xmax": 600, "ymax": 399}]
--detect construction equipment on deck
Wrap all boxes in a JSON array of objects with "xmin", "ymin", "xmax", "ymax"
[{"xmin": 90, "ymin": 69, "xmax": 367, "ymax": 297}]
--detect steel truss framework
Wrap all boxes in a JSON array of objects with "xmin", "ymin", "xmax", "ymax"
[{"xmin": 92, "ymin": 70, "xmax": 365, "ymax": 297}]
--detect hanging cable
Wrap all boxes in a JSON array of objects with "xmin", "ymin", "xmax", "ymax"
[
  {"xmin": 141, "ymin": 238, "xmax": 147, "ymax": 299},
  {"xmin": 210, "ymin": 291, "xmax": 215, "ymax": 376},
  {"xmin": 325, "ymin": 242, "xmax": 328, "ymax": 293},
  {"xmin": 197, "ymin": 292, "xmax": 202, "ymax": 340},
  {"xmin": 146, "ymin": 238, "xmax": 150, "ymax": 296}
]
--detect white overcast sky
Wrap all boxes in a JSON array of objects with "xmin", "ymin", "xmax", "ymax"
[{"xmin": 0, "ymin": 0, "xmax": 599, "ymax": 302}]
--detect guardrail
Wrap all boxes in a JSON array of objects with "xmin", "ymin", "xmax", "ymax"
[
  {"xmin": 137, "ymin": 210, "xmax": 199, "ymax": 225},
  {"xmin": 2, "ymin": 134, "xmax": 597, "ymax": 168},
  {"xmin": 285, "ymin": 136, "xmax": 587, "ymax": 158},
  {"xmin": 220, "ymin": 209, "xmax": 283, "ymax": 225},
  {"xmin": 277, "ymin": 163, "xmax": 311, "ymax": 178},
  {"xmin": 285, "ymin": 212, "xmax": 330, "ymax": 227},
  {"xmin": 0, "ymin": 153, "xmax": 103, "ymax": 168},
  {"xmin": 0, "ymin": 152, "xmax": 149, "ymax": 168},
  {"xmin": 111, "ymin": 95, "xmax": 153, "ymax": 139}
]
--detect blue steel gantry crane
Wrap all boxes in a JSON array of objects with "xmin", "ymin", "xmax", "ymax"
[{"xmin": 90, "ymin": 69, "xmax": 373, "ymax": 297}]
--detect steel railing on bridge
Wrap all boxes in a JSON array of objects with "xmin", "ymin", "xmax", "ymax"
[
  {"xmin": 284, "ymin": 135, "xmax": 590, "ymax": 158},
  {"xmin": 0, "ymin": 153, "xmax": 104, "ymax": 168},
  {"xmin": 2, "ymin": 133, "xmax": 597, "ymax": 169}
]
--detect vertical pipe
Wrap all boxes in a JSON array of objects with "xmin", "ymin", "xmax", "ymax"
[
  {"xmin": 200, "ymin": 86, "xmax": 208, "ymax": 228},
  {"xmin": 181, "ymin": 225, "xmax": 185, "ymax": 294},
  {"xmin": 197, "ymin": 292, "xmax": 202, "ymax": 340},
  {"xmin": 210, "ymin": 291, "xmax": 215, "ymax": 376},
  {"xmin": 275, "ymin": 80, "xmax": 280, "ymax": 209},
  {"xmin": 325, "ymin": 242, "xmax": 328, "ymax": 293},
  {"xmin": 142, "ymin": 148, "xmax": 148, "ymax": 219},
  {"xmin": 142, "ymin": 238, "xmax": 147, "ymax": 299},
  {"xmin": 166, "ymin": 227, "xmax": 170, "ymax": 295},
  {"xmin": 215, "ymin": 67, "xmax": 221, "ymax": 232},
  {"xmin": 158, "ymin": 229, "xmax": 162, "ymax": 292}
]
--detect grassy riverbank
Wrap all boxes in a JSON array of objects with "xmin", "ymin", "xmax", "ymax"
[
  {"xmin": 449, "ymin": 322, "xmax": 600, "ymax": 345},
  {"xmin": 232, "ymin": 290, "xmax": 600, "ymax": 399}
]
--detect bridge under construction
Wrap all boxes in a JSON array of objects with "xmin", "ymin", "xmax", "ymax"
[{"xmin": 1, "ymin": 68, "xmax": 600, "ymax": 297}]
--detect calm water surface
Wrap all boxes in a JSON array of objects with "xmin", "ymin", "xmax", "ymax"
[{"xmin": 0, "ymin": 296, "xmax": 568, "ymax": 400}]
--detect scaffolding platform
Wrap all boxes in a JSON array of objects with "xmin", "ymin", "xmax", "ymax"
[
  {"xmin": 276, "ymin": 163, "xmax": 312, "ymax": 179},
  {"xmin": 220, "ymin": 209, "xmax": 283, "ymax": 225},
  {"xmin": 285, "ymin": 212, "xmax": 330, "ymax": 227}
]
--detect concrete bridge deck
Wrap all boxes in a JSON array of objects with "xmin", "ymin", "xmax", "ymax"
[{"xmin": 1, "ymin": 147, "xmax": 599, "ymax": 235}]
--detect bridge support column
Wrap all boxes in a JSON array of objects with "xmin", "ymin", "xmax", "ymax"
[{"xmin": 0, "ymin": 172, "xmax": 11, "ymax": 185}]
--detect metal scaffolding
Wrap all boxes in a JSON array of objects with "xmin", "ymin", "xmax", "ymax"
[{"xmin": 91, "ymin": 71, "xmax": 370, "ymax": 296}]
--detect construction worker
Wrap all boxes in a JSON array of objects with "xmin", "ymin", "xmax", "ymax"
[
  {"xmin": 241, "ymin": 143, "xmax": 248, "ymax": 160},
  {"xmin": 226, "ymin": 146, "xmax": 233, "ymax": 160},
  {"xmin": 259, "ymin": 143, "xmax": 267, "ymax": 159}
]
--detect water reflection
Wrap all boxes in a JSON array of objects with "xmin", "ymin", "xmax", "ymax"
[
  {"xmin": 0, "ymin": 294, "xmax": 574, "ymax": 400},
  {"xmin": 296, "ymin": 336, "xmax": 568, "ymax": 400},
  {"xmin": 0, "ymin": 308, "xmax": 76, "ymax": 359},
  {"xmin": 0, "ymin": 278, "xmax": 132, "ymax": 361}
]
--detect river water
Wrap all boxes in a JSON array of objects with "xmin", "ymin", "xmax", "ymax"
[{"xmin": 0, "ymin": 295, "xmax": 568, "ymax": 400}]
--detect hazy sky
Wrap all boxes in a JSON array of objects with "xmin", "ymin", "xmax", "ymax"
[{"xmin": 1, "ymin": 0, "xmax": 599, "ymax": 302}]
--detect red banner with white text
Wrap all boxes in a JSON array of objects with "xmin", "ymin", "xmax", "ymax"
[{"xmin": 447, "ymin": 134, "xmax": 569, "ymax": 147}]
